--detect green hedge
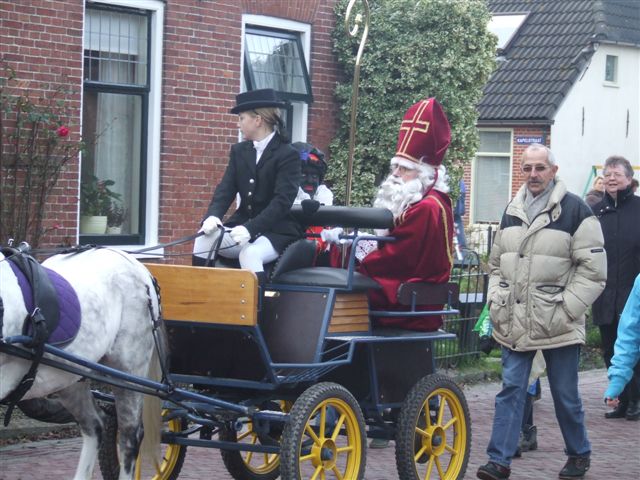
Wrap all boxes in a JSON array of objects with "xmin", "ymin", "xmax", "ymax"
[{"xmin": 329, "ymin": 0, "xmax": 496, "ymax": 205}]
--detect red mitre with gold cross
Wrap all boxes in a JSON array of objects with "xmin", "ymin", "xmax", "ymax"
[{"xmin": 395, "ymin": 98, "xmax": 451, "ymax": 167}]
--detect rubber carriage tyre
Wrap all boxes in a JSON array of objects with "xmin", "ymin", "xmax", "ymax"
[
  {"xmin": 395, "ymin": 374, "xmax": 471, "ymax": 480},
  {"xmin": 280, "ymin": 382, "xmax": 366, "ymax": 480},
  {"xmin": 219, "ymin": 424, "xmax": 281, "ymax": 480},
  {"xmin": 98, "ymin": 404, "xmax": 187, "ymax": 480},
  {"xmin": 219, "ymin": 400, "xmax": 291, "ymax": 480}
]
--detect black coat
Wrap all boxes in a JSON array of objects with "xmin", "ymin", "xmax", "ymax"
[
  {"xmin": 591, "ymin": 186, "xmax": 640, "ymax": 325},
  {"xmin": 204, "ymin": 133, "xmax": 303, "ymax": 252}
]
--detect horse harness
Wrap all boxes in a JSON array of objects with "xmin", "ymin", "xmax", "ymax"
[{"xmin": 0, "ymin": 246, "xmax": 60, "ymax": 426}]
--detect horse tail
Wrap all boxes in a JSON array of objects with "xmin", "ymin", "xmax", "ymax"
[
  {"xmin": 138, "ymin": 273, "xmax": 169, "ymax": 468},
  {"xmin": 139, "ymin": 345, "xmax": 163, "ymax": 467}
]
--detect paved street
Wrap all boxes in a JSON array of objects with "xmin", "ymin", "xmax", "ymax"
[{"xmin": 1, "ymin": 369, "xmax": 638, "ymax": 479}]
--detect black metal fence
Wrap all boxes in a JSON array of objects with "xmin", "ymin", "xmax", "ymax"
[{"xmin": 435, "ymin": 249, "xmax": 488, "ymax": 368}]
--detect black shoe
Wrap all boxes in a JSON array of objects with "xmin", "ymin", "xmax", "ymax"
[
  {"xmin": 604, "ymin": 402, "xmax": 628, "ymax": 419},
  {"xmin": 513, "ymin": 424, "xmax": 537, "ymax": 459},
  {"xmin": 477, "ymin": 462, "xmax": 510, "ymax": 480},
  {"xmin": 626, "ymin": 400, "xmax": 640, "ymax": 421},
  {"xmin": 558, "ymin": 455, "xmax": 590, "ymax": 479}
]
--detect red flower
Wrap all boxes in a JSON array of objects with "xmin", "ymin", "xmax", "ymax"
[{"xmin": 56, "ymin": 126, "xmax": 69, "ymax": 137}]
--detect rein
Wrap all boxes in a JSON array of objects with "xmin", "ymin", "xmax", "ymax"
[
  {"xmin": 125, "ymin": 231, "xmax": 204, "ymax": 255},
  {"xmin": 3, "ymin": 230, "xmax": 237, "ymax": 261},
  {"xmin": 5, "ymin": 232, "xmax": 204, "ymax": 259}
]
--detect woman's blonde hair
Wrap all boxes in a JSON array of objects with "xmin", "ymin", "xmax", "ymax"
[{"xmin": 253, "ymin": 107, "xmax": 282, "ymax": 129}]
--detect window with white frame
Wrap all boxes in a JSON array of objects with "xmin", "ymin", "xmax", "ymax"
[
  {"xmin": 488, "ymin": 13, "xmax": 528, "ymax": 51},
  {"xmin": 605, "ymin": 54, "xmax": 618, "ymax": 83},
  {"xmin": 242, "ymin": 16, "xmax": 312, "ymax": 142},
  {"xmin": 81, "ymin": 0, "xmax": 163, "ymax": 246},
  {"xmin": 473, "ymin": 130, "xmax": 512, "ymax": 223}
]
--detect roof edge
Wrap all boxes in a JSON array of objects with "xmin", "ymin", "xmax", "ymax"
[
  {"xmin": 477, "ymin": 119, "xmax": 554, "ymax": 127},
  {"xmin": 597, "ymin": 39, "xmax": 640, "ymax": 48}
]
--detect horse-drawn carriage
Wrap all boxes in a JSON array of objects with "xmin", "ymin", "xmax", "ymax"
[{"xmin": 0, "ymin": 205, "xmax": 471, "ymax": 480}]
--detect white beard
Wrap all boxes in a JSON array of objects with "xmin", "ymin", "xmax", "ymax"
[{"xmin": 373, "ymin": 175, "xmax": 425, "ymax": 219}]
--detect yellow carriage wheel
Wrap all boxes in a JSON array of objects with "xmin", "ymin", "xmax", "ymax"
[
  {"xmin": 145, "ymin": 410, "xmax": 187, "ymax": 480},
  {"xmin": 98, "ymin": 406, "xmax": 187, "ymax": 480},
  {"xmin": 395, "ymin": 374, "xmax": 471, "ymax": 480},
  {"xmin": 280, "ymin": 382, "xmax": 366, "ymax": 480},
  {"xmin": 220, "ymin": 401, "xmax": 292, "ymax": 480}
]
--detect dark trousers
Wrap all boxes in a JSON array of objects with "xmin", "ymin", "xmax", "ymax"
[
  {"xmin": 600, "ymin": 322, "xmax": 640, "ymax": 404},
  {"xmin": 521, "ymin": 379, "xmax": 540, "ymax": 428}
]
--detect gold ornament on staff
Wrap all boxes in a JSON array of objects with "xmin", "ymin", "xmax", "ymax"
[{"xmin": 344, "ymin": 0, "xmax": 370, "ymax": 207}]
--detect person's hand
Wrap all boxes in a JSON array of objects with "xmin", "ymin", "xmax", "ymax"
[
  {"xmin": 605, "ymin": 397, "xmax": 620, "ymax": 408},
  {"xmin": 320, "ymin": 227, "xmax": 344, "ymax": 245},
  {"xmin": 199, "ymin": 216, "xmax": 222, "ymax": 235},
  {"xmin": 230, "ymin": 225, "xmax": 251, "ymax": 246}
]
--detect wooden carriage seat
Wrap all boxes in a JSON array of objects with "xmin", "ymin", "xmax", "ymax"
[{"xmin": 145, "ymin": 264, "xmax": 258, "ymax": 326}]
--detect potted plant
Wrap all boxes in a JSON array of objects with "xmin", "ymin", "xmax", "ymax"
[
  {"xmin": 106, "ymin": 201, "xmax": 127, "ymax": 234},
  {"xmin": 80, "ymin": 175, "xmax": 121, "ymax": 234}
]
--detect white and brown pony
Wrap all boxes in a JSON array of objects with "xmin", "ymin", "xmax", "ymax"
[{"xmin": 0, "ymin": 247, "xmax": 166, "ymax": 480}]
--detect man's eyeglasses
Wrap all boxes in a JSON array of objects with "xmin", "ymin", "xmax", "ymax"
[
  {"xmin": 521, "ymin": 164, "xmax": 549, "ymax": 174},
  {"xmin": 603, "ymin": 172, "xmax": 626, "ymax": 179}
]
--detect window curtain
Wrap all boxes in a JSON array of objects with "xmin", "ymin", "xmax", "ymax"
[{"xmin": 84, "ymin": 8, "xmax": 146, "ymax": 232}]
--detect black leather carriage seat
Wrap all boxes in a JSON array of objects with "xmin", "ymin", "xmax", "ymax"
[
  {"xmin": 290, "ymin": 204, "xmax": 394, "ymax": 230},
  {"xmin": 271, "ymin": 266, "xmax": 380, "ymax": 292},
  {"xmin": 396, "ymin": 282, "xmax": 460, "ymax": 307},
  {"xmin": 215, "ymin": 205, "xmax": 393, "ymax": 290},
  {"xmin": 214, "ymin": 238, "xmax": 318, "ymax": 280},
  {"xmin": 267, "ymin": 239, "xmax": 317, "ymax": 279}
]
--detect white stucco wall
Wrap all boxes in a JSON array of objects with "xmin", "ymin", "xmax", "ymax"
[{"xmin": 551, "ymin": 43, "xmax": 639, "ymax": 197}]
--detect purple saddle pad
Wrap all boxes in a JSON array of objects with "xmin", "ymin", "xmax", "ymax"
[{"xmin": 8, "ymin": 261, "xmax": 81, "ymax": 347}]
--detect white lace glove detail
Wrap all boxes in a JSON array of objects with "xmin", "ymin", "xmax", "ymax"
[
  {"xmin": 355, "ymin": 239, "xmax": 378, "ymax": 262},
  {"xmin": 230, "ymin": 225, "xmax": 251, "ymax": 246},
  {"xmin": 199, "ymin": 216, "xmax": 222, "ymax": 235},
  {"xmin": 320, "ymin": 227, "xmax": 344, "ymax": 245}
]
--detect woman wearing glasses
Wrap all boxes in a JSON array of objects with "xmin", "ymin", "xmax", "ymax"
[{"xmin": 591, "ymin": 155, "xmax": 640, "ymax": 421}]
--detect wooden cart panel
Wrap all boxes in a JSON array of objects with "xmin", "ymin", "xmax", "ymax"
[
  {"xmin": 329, "ymin": 293, "xmax": 370, "ymax": 333},
  {"xmin": 146, "ymin": 264, "xmax": 258, "ymax": 326}
]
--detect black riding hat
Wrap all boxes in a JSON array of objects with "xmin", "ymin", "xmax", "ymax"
[{"xmin": 230, "ymin": 88, "xmax": 286, "ymax": 114}]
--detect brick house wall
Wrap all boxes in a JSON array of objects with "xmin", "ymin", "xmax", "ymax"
[
  {"xmin": 462, "ymin": 124, "xmax": 551, "ymax": 253},
  {"xmin": 1, "ymin": 0, "xmax": 340, "ymax": 256},
  {"xmin": 162, "ymin": 0, "xmax": 340, "ymax": 257},
  {"xmin": 509, "ymin": 125, "xmax": 552, "ymax": 195},
  {"xmin": 463, "ymin": 124, "xmax": 552, "ymax": 224},
  {"xmin": 1, "ymin": 0, "xmax": 84, "ymax": 247}
]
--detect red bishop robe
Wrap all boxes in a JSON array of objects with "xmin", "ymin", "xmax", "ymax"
[{"xmin": 359, "ymin": 189, "xmax": 454, "ymax": 331}]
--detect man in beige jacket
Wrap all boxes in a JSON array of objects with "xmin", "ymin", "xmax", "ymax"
[{"xmin": 477, "ymin": 144, "xmax": 607, "ymax": 480}]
